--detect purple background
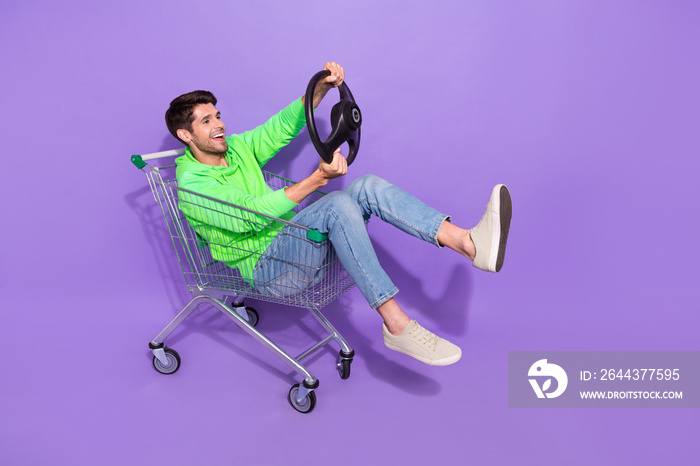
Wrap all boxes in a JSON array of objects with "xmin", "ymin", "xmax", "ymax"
[{"xmin": 1, "ymin": 1, "xmax": 698, "ymax": 464}]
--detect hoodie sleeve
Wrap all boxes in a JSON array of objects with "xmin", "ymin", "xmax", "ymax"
[{"xmin": 238, "ymin": 98, "xmax": 307, "ymax": 167}]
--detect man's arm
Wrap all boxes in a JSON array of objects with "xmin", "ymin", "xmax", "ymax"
[
  {"xmin": 284, "ymin": 149, "xmax": 347, "ymax": 204},
  {"xmin": 238, "ymin": 99, "xmax": 307, "ymax": 167}
]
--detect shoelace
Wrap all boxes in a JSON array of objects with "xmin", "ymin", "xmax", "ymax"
[{"xmin": 410, "ymin": 324, "xmax": 442, "ymax": 350}]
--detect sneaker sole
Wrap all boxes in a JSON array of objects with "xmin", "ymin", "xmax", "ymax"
[
  {"xmin": 384, "ymin": 342, "xmax": 462, "ymax": 366},
  {"xmin": 495, "ymin": 185, "xmax": 512, "ymax": 272}
]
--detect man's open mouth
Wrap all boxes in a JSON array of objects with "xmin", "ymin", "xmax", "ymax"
[{"xmin": 212, "ymin": 131, "xmax": 225, "ymax": 140}]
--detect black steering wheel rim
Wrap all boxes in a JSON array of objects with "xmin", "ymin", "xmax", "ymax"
[{"xmin": 304, "ymin": 70, "xmax": 361, "ymax": 166}]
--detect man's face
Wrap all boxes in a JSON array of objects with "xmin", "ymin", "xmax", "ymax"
[{"xmin": 181, "ymin": 103, "xmax": 228, "ymax": 155}]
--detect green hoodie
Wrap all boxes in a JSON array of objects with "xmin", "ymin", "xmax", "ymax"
[{"xmin": 175, "ymin": 98, "xmax": 307, "ymax": 284}]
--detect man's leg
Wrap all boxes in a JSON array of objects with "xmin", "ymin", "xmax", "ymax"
[
  {"xmin": 344, "ymin": 175, "xmax": 512, "ymax": 273},
  {"xmin": 343, "ymin": 175, "xmax": 451, "ymax": 248},
  {"xmin": 255, "ymin": 188, "xmax": 462, "ymax": 366},
  {"xmin": 337, "ymin": 175, "xmax": 512, "ymax": 364},
  {"xmin": 284, "ymin": 190, "xmax": 399, "ymax": 308},
  {"xmin": 252, "ymin": 226, "xmax": 334, "ymax": 299}
]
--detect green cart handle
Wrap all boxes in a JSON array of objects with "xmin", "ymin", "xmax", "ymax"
[{"xmin": 131, "ymin": 154, "xmax": 147, "ymax": 169}]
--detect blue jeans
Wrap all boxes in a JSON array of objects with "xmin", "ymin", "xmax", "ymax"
[{"xmin": 252, "ymin": 175, "xmax": 450, "ymax": 308}]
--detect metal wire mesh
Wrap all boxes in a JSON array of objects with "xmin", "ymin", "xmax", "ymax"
[{"xmin": 145, "ymin": 163, "xmax": 358, "ymax": 309}]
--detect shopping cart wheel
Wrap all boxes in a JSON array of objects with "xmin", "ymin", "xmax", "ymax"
[
  {"xmin": 231, "ymin": 303, "xmax": 260, "ymax": 327},
  {"xmin": 288, "ymin": 383, "xmax": 317, "ymax": 414},
  {"xmin": 337, "ymin": 349, "xmax": 354, "ymax": 380},
  {"xmin": 244, "ymin": 306, "xmax": 259, "ymax": 327},
  {"xmin": 338, "ymin": 360, "xmax": 352, "ymax": 379},
  {"xmin": 152, "ymin": 348, "xmax": 181, "ymax": 375}
]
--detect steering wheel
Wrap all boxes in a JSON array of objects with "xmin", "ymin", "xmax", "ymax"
[{"xmin": 304, "ymin": 70, "xmax": 362, "ymax": 166}]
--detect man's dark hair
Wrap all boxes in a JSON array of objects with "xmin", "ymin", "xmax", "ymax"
[{"xmin": 165, "ymin": 90, "xmax": 218, "ymax": 144}]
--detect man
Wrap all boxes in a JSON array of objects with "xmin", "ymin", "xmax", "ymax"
[{"xmin": 165, "ymin": 62, "xmax": 512, "ymax": 366}]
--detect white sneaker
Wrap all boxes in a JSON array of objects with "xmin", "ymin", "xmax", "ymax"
[
  {"xmin": 383, "ymin": 320, "xmax": 462, "ymax": 366},
  {"xmin": 470, "ymin": 184, "xmax": 512, "ymax": 273}
]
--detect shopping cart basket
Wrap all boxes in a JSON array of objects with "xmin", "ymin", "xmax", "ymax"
[{"xmin": 131, "ymin": 148, "xmax": 366, "ymax": 413}]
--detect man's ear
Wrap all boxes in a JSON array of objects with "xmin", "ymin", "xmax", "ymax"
[{"xmin": 177, "ymin": 128, "xmax": 192, "ymax": 144}]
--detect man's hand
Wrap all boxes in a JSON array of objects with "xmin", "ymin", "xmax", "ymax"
[
  {"xmin": 319, "ymin": 61, "xmax": 344, "ymax": 91},
  {"xmin": 301, "ymin": 61, "xmax": 345, "ymax": 110},
  {"xmin": 283, "ymin": 149, "xmax": 348, "ymax": 204},
  {"xmin": 317, "ymin": 148, "xmax": 347, "ymax": 181}
]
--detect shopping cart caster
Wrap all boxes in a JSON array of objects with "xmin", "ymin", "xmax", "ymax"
[
  {"xmin": 288, "ymin": 381, "xmax": 318, "ymax": 414},
  {"xmin": 231, "ymin": 303, "xmax": 259, "ymax": 327},
  {"xmin": 243, "ymin": 306, "xmax": 259, "ymax": 327},
  {"xmin": 150, "ymin": 343, "xmax": 181, "ymax": 375},
  {"xmin": 337, "ymin": 349, "xmax": 354, "ymax": 380}
]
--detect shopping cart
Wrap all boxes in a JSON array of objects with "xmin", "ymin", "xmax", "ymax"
[{"xmin": 131, "ymin": 148, "xmax": 366, "ymax": 413}]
